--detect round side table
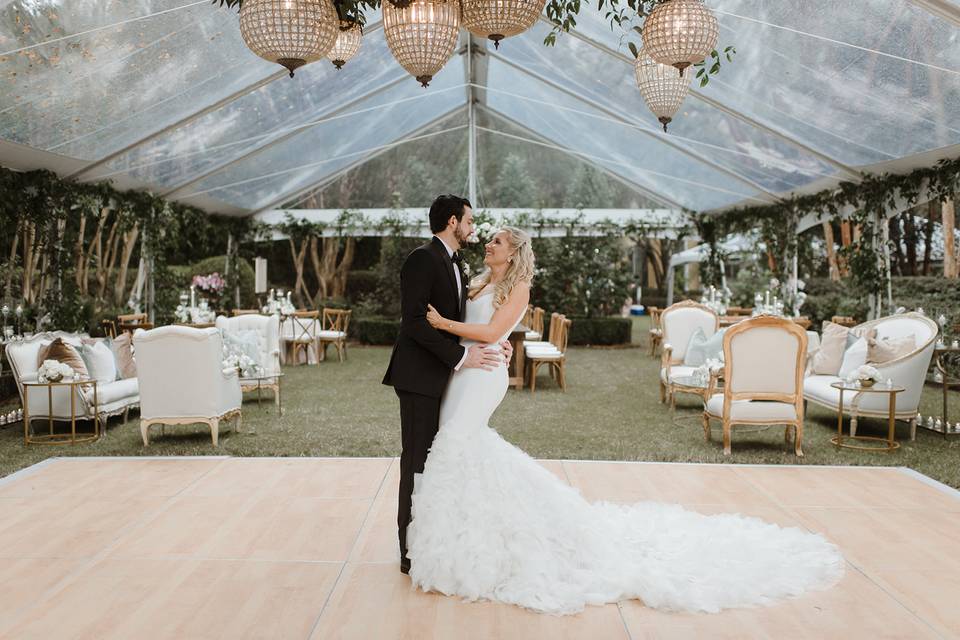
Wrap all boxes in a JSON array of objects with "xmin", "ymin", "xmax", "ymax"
[
  {"xmin": 830, "ymin": 381, "xmax": 904, "ymax": 453},
  {"xmin": 22, "ymin": 377, "xmax": 100, "ymax": 445}
]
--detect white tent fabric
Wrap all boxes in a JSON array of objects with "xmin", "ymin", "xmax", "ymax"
[{"xmin": 1, "ymin": 1, "xmax": 959, "ymax": 216}]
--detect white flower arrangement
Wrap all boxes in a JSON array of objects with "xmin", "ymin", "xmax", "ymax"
[
  {"xmin": 38, "ymin": 359, "xmax": 74, "ymax": 383},
  {"xmin": 223, "ymin": 353, "xmax": 262, "ymax": 378},
  {"xmin": 174, "ymin": 304, "xmax": 190, "ymax": 324},
  {"xmin": 848, "ymin": 364, "xmax": 881, "ymax": 386}
]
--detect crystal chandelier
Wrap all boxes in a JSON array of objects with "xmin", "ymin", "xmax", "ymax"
[
  {"xmin": 239, "ymin": 0, "xmax": 340, "ymax": 78},
  {"xmin": 328, "ymin": 19, "xmax": 363, "ymax": 69},
  {"xmin": 641, "ymin": 0, "xmax": 718, "ymax": 76},
  {"xmin": 461, "ymin": 0, "xmax": 547, "ymax": 49},
  {"xmin": 634, "ymin": 46, "xmax": 691, "ymax": 132},
  {"xmin": 383, "ymin": 0, "xmax": 460, "ymax": 87}
]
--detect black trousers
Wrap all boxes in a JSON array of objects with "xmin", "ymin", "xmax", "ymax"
[{"xmin": 396, "ymin": 389, "xmax": 442, "ymax": 566}]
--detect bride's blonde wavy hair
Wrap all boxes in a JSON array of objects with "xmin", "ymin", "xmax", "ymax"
[{"xmin": 468, "ymin": 226, "xmax": 535, "ymax": 308}]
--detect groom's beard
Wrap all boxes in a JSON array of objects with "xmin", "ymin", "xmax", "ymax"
[{"xmin": 453, "ymin": 224, "xmax": 470, "ymax": 249}]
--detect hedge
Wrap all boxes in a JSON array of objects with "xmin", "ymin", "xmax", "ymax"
[
  {"xmin": 567, "ymin": 317, "xmax": 632, "ymax": 346},
  {"xmin": 345, "ymin": 269, "xmax": 379, "ymax": 302},
  {"xmin": 351, "ymin": 316, "xmax": 401, "ymax": 345}
]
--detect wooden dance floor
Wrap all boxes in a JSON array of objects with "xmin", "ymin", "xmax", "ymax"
[{"xmin": 0, "ymin": 456, "xmax": 958, "ymax": 639}]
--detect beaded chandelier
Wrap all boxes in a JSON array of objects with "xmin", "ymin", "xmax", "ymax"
[
  {"xmin": 641, "ymin": 0, "xmax": 718, "ymax": 76},
  {"xmin": 239, "ymin": 0, "xmax": 340, "ymax": 77},
  {"xmin": 460, "ymin": 0, "xmax": 547, "ymax": 49},
  {"xmin": 383, "ymin": 0, "xmax": 460, "ymax": 87},
  {"xmin": 634, "ymin": 46, "xmax": 691, "ymax": 132},
  {"xmin": 329, "ymin": 20, "xmax": 363, "ymax": 69}
]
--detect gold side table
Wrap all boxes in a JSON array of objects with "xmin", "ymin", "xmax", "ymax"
[
  {"xmin": 830, "ymin": 381, "xmax": 904, "ymax": 453},
  {"xmin": 23, "ymin": 378, "xmax": 100, "ymax": 445},
  {"xmin": 239, "ymin": 372, "xmax": 284, "ymax": 416}
]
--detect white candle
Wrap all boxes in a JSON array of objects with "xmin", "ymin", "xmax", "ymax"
[
  {"xmin": 190, "ymin": 285, "xmax": 196, "ymax": 308},
  {"xmin": 765, "ymin": 291, "xmax": 770, "ymax": 308}
]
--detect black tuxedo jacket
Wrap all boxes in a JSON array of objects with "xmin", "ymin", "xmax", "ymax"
[{"xmin": 382, "ymin": 237, "xmax": 468, "ymax": 398}]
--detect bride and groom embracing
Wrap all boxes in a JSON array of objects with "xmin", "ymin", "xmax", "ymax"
[{"xmin": 383, "ymin": 194, "xmax": 844, "ymax": 615}]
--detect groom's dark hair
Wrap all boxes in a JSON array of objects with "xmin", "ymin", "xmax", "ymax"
[{"xmin": 428, "ymin": 194, "xmax": 472, "ymax": 233}]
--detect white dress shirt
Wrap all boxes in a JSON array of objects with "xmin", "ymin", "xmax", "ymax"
[{"xmin": 435, "ymin": 236, "xmax": 467, "ymax": 371}]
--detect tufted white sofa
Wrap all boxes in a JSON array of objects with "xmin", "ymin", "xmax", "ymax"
[
  {"xmin": 803, "ymin": 312, "xmax": 938, "ymax": 440},
  {"xmin": 134, "ymin": 326, "xmax": 241, "ymax": 446},
  {"xmin": 215, "ymin": 314, "xmax": 282, "ymax": 405},
  {"xmin": 5, "ymin": 332, "xmax": 139, "ymax": 429}
]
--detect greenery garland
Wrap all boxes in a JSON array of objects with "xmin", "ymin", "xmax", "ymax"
[{"xmin": 693, "ymin": 155, "xmax": 960, "ymax": 317}]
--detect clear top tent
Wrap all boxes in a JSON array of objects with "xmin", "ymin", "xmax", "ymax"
[{"xmin": 0, "ymin": 0, "xmax": 959, "ymax": 219}]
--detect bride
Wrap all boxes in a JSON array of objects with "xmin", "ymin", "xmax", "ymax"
[{"xmin": 407, "ymin": 226, "xmax": 844, "ymax": 615}]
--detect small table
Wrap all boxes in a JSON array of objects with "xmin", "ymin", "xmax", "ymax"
[
  {"xmin": 507, "ymin": 322, "xmax": 530, "ymax": 390},
  {"xmin": 23, "ymin": 378, "xmax": 100, "ymax": 445},
  {"xmin": 239, "ymin": 372, "xmax": 283, "ymax": 415},
  {"xmin": 830, "ymin": 381, "xmax": 904, "ymax": 452}
]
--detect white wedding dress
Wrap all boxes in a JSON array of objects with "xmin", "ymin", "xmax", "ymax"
[{"xmin": 407, "ymin": 293, "xmax": 844, "ymax": 615}]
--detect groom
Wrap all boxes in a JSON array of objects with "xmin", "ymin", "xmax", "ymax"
[{"xmin": 383, "ymin": 194, "xmax": 512, "ymax": 575}]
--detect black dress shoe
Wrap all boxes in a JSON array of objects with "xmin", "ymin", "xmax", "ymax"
[{"xmin": 400, "ymin": 560, "xmax": 411, "ymax": 575}]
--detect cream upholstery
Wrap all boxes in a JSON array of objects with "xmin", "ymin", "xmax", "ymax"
[
  {"xmin": 705, "ymin": 395, "xmax": 798, "ymax": 422},
  {"xmin": 659, "ymin": 301, "xmax": 719, "ymax": 407},
  {"xmin": 5, "ymin": 332, "xmax": 139, "ymax": 427},
  {"xmin": 660, "ymin": 365, "xmax": 697, "ymax": 384},
  {"xmin": 703, "ymin": 317, "xmax": 807, "ymax": 456},
  {"xmin": 134, "ymin": 326, "xmax": 241, "ymax": 446},
  {"xmin": 215, "ymin": 314, "xmax": 281, "ymax": 378},
  {"xmin": 802, "ymin": 312, "xmax": 937, "ymax": 440}
]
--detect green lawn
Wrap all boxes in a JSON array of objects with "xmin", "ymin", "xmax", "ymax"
[{"xmin": 2, "ymin": 317, "xmax": 959, "ymax": 489}]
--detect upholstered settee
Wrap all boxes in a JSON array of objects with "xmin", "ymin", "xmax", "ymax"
[
  {"xmin": 5, "ymin": 332, "xmax": 139, "ymax": 429},
  {"xmin": 803, "ymin": 312, "xmax": 938, "ymax": 440}
]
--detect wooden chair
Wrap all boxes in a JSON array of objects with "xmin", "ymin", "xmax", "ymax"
[
  {"xmin": 830, "ymin": 315, "xmax": 857, "ymax": 328},
  {"xmin": 659, "ymin": 300, "xmax": 719, "ymax": 407},
  {"xmin": 525, "ymin": 315, "xmax": 571, "ymax": 393},
  {"xmin": 702, "ymin": 316, "xmax": 807, "ymax": 456},
  {"xmin": 648, "ymin": 306, "xmax": 663, "ymax": 357},
  {"xmin": 100, "ymin": 319, "xmax": 117, "ymax": 339},
  {"xmin": 318, "ymin": 308, "xmax": 351, "ymax": 362},
  {"xmin": 231, "ymin": 309, "xmax": 260, "ymax": 317},
  {"xmin": 524, "ymin": 306, "xmax": 544, "ymax": 341},
  {"xmin": 283, "ymin": 310, "xmax": 319, "ymax": 366}
]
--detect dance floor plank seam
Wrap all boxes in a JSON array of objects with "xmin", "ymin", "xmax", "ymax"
[{"xmin": 0, "ymin": 457, "xmax": 958, "ymax": 640}]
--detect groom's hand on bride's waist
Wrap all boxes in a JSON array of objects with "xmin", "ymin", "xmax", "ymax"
[
  {"xmin": 500, "ymin": 340, "xmax": 513, "ymax": 362},
  {"xmin": 462, "ymin": 344, "xmax": 504, "ymax": 371}
]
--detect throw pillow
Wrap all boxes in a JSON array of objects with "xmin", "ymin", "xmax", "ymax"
[
  {"xmin": 79, "ymin": 340, "xmax": 118, "ymax": 384},
  {"xmin": 37, "ymin": 338, "xmax": 89, "ymax": 378},
  {"xmin": 868, "ymin": 334, "xmax": 916, "ymax": 363},
  {"xmin": 683, "ymin": 327, "xmax": 725, "ymax": 367},
  {"xmin": 811, "ymin": 321, "xmax": 849, "ymax": 376},
  {"xmin": 111, "ymin": 332, "xmax": 137, "ymax": 379},
  {"xmin": 838, "ymin": 336, "xmax": 869, "ymax": 379}
]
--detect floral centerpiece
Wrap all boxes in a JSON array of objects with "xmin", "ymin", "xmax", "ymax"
[
  {"xmin": 224, "ymin": 353, "xmax": 261, "ymax": 379},
  {"xmin": 849, "ymin": 364, "xmax": 881, "ymax": 388},
  {"xmin": 38, "ymin": 359, "xmax": 74, "ymax": 383},
  {"xmin": 192, "ymin": 273, "xmax": 226, "ymax": 297}
]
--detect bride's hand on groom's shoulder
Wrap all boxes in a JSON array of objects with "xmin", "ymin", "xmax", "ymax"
[{"xmin": 426, "ymin": 304, "xmax": 445, "ymax": 329}]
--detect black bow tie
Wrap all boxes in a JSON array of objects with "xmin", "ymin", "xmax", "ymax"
[{"xmin": 451, "ymin": 252, "xmax": 463, "ymax": 265}]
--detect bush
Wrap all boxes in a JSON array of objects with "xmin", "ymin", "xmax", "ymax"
[
  {"xmin": 803, "ymin": 276, "xmax": 960, "ymax": 330},
  {"xmin": 345, "ymin": 269, "xmax": 379, "ymax": 303},
  {"xmin": 351, "ymin": 316, "xmax": 400, "ymax": 345},
  {"xmin": 567, "ymin": 317, "xmax": 632, "ymax": 346}
]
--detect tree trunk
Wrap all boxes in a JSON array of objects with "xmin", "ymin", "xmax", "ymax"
[
  {"xmin": 943, "ymin": 197, "xmax": 957, "ymax": 278},
  {"xmin": 114, "ymin": 224, "xmax": 139, "ymax": 307},
  {"xmin": 289, "ymin": 236, "xmax": 312, "ymax": 308},
  {"xmin": 903, "ymin": 212, "xmax": 917, "ymax": 276},
  {"xmin": 97, "ymin": 217, "xmax": 121, "ymax": 301},
  {"xmin": 922, "ymin": 200, "xmax": 937, "ymax": 276},
  {"xmin": 333, "ymin": 237, "xmax": 356, "ymax": 298},
  {"xmin": 4, "ymin": 221, "xmax": 20, "ymax": 300},
  {"xmin": 822, "ymin": 222, "xmax": 840, "ymax": 281},
  {"xmin": 888, "ymin": 216, "xmax": 904, "ymax": 276},
  {"xmin": 74, "ymin": 214, "xmax": 87, "ymax": 292}
]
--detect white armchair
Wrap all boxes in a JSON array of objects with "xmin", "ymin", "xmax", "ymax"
[
  {"xmin": 134, "ymin": 326, "xmax": 241, "ymax": 446},
  {"xmin": 703, "ymin": 317, "xmax": 807, "ymax": 456},
  {"xmin": 216, "ymin": 314, "xmax": 282, "ymax": 405},
  {"xmin": 5, "ymin": 332, "xmax": 139, "ymax": 430},
  {"xmin": 803, "ymin": 312, "xmax": 938, "ymax": 440},
  {"xmin": 659, "ymin": 300, "xmax": 719, "ymax": 406}
]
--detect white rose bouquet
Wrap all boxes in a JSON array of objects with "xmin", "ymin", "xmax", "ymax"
[
  {"xmin": 38, "ymin": 359, "xmax": 74, "ymax": 383},
  {"xmin": 849, "ymin": 364, "xmax": 881, "ymax": 387},
  {"xmin": 223, "ymin": 353, "xmax": 261, "ymax": 378}
]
